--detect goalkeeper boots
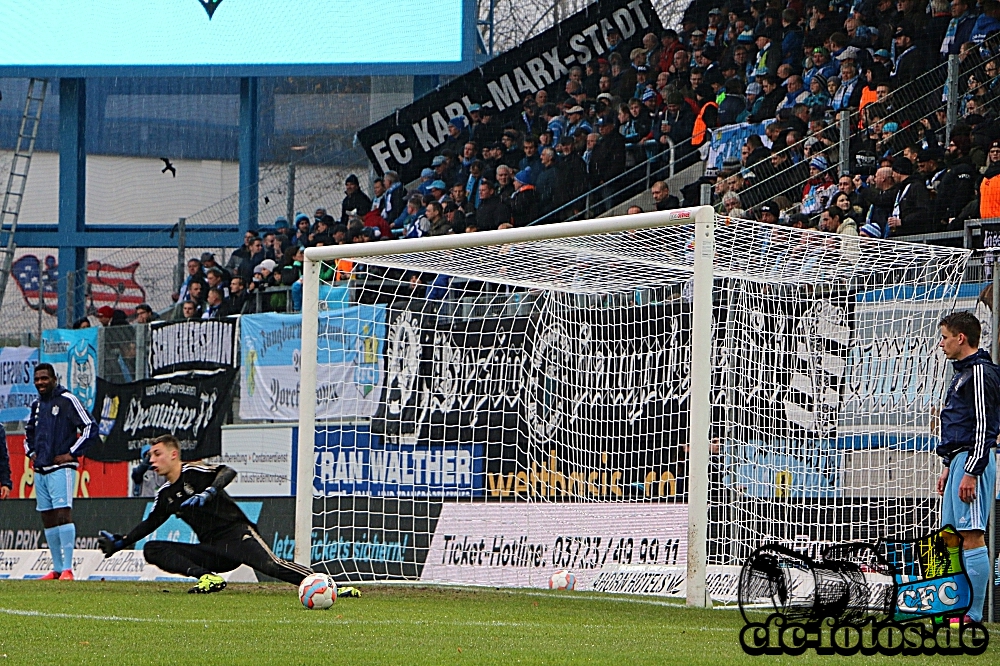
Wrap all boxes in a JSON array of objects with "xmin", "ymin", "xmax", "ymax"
[
  {"xmin": 38, "ymin": 571, "xmax": 60, "ymax": 580},
  {"xmin": 338, "ymin": 586, "xmax": 362, "ymax": 598},
  {"xmin": 59, "ymin": 570, "xmax": 74, "ymax": 581},
  {"xmin": 188, "ymin": 573, "xmax": 227, "ymax": 594}
]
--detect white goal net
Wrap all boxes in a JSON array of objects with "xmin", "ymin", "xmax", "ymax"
[{"xmin": 294, "ymin": 210, "xmax": 969, "ymax": 603}]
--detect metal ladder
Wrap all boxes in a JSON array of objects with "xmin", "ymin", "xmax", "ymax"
[{"xmin": 0, "ymin": 78, "xmax": 49, "ymax": 312}]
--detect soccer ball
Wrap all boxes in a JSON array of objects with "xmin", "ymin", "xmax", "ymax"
[
  {"xmin": 298, "ymin": 573, "xmax": 337, "ymax": 610},
  {"xmin": 549, "ymin": 570, "xmax": 576, "ymax": 591}
]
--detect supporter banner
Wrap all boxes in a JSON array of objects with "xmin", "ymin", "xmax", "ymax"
[
  {"xmin": 719, "ymin": 285, "xmax": 855, "ymax": 497},
  {"xmin": 148, "ymin": 319, "xmax": 238, "ymax": 376},
  {"xmin": 239, "ymin": 308, "xmax": 386, "ymax": 421},
  {"xmin": 420, "ymin": 503, "xmax": 687, "ymax": 589},
  {"xmin": 356, "ymin": 0, "xmax": 662, "ymax": 183},
  {"xmin": 40, "ymin": 327, "xmax": 98, "ymax": 413},
  {"xmin": 4, "ymin": 433, "xmax": 129, "ymax": 498},
  {"xmin": 705, "ymin": 120, "xmax": 771, "ymax": 175},
  {"xmin": 373, "ymin": 301, "xmax": 692, "ymax": 501},
  {"xmin": 0, "ymin": 346, "xmax": 38, "ymax": 422},
  {"xmin": 726, "ymin": 439, "xmax": 841, "ymax": 499},
  {"xmin": 204, "ymin": 426, "xmax": 295, "ymax": 497},
  {"xmin": 311, "ymin": 425, "xmax": 484, "ymax": 498},
  {"xmin": 838, "ymin": 288, "xmax": 953, "ymax": 452},
  {"xmin": 88, "ymin": 369, "xmax": 237, "ymax": 462}
]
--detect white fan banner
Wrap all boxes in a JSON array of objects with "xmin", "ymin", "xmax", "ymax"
[{"xmin": 238, "ymin": 309, "xmax": 386, "ymax": 421}]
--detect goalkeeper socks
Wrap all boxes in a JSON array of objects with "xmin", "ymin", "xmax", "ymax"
[
  {"xmin": 963, "ymin": 546, "xmax": 989, "ymax": 622},
  {"xmin": 57, "ymin": 523, "xmax": 76, "ymax": 572},
  {"xmin": 43, "ymin": 527, "xmax": 64, "ymax": 573}
]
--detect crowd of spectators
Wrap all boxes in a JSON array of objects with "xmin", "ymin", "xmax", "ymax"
[
  {"xmin": 317, "ymin": 0, "xmax": 1000, "ymax": 244},
  {"xmin": 167, "ymin": 226, "xmax": 309, "ymax": 318},
  {"xmin": 662, "ymin": 0, "xmax": 1000, "ymax": 237}
]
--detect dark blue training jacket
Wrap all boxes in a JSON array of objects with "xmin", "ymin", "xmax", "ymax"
[
  {"xmin": 938, "ymin": 348, "xmax": 1000, "ymax": 477},
  {"xmin": 0, "ymin": 424, "xmax": 11, "ymax": 489},
  {"xmin": 25, "ymin": 386, "xmax": 98, "ymax": 475}
]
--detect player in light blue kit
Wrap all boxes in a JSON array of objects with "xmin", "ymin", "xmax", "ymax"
[
  {"xmin": 936, "ymin": 312, "xmax": 998, "ymax": 623},
  {"xmin": 25, "ymin": 363, "xmax": 99, "ymax": 580}
]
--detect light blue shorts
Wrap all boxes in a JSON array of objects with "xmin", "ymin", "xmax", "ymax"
[
  {"xmin": 940, "ymin": 450, "xmax": 996, "ymax": 533},
  {"xmin": 35, "ymin": 467, "xmax": 74, "ymax": 512}
]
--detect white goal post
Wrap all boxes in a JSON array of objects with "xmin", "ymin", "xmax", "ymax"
[
  {"xmin": 291, "ymin": 205, "xmax": 970, "ymax": 606},
  {"xmin": 294, "ymin": 206, "xmax": 717, "ymax": 606}
]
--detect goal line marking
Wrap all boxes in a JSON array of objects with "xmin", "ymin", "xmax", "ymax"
[{"xmin": 0, "ymin": 604, "xmax": 731, "ymax": 631}]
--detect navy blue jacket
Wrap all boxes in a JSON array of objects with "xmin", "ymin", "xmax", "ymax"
[
  {"xmin": 0, "ymin": 424, "xmax": 11, "ymax": 489},
  {"xmin": 938, "ymin": 349, "xmax": 1000, "ymax": 477},
  {"xmin": 25, "ymin": 386, "xmax": 98, "ymax": 475}
]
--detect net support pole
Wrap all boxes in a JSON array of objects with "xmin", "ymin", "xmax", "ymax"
[
  {"xmin": 294, "ymin": 256, "xmax": 320, "ymax": 568},
  {"xmin": 946, "ymin": 55, "xmax": 960, "ymax": 146},
  {"xmin": 686, "ymin": 210, "xmax": 715, "ymax": 607},
  {"xmin": 838, "ymin": 112, "xmax": 850, "ymax": 177},
  {"xmin": 173, "ymin": 217, "xmax": 186, "ymax": 294}
]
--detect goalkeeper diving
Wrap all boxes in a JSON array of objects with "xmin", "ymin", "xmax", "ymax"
[{"xmin": 98, "ymin": 435, "xmax": 318, "ymax": 594}]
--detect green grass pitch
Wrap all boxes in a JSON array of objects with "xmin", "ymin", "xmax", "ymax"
[{"xmin": 0, "ymin": 581, "xmax": 996, "ymax": 665}]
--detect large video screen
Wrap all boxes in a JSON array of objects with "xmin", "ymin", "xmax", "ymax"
[{"xmin": 0, "ymin": 0, "xmax": 467, "ymax": 74}]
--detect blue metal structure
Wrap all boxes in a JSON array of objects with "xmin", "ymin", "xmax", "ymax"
[{"xmin": 0, "ymin": 0, "xmax": 481, "ymax": 326}]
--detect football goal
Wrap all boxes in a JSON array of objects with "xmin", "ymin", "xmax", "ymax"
[{"xmin": 293, "ymin": 207, "xmax": 970, "ymax": 606}]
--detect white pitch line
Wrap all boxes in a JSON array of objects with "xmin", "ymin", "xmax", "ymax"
[
  {"xmin": 0, "ymin": 606, "xmax": 731, "ymax": 632},
  {"xmin": 0, "ymin": 607, "xmax": 559, "ymax": 629}
]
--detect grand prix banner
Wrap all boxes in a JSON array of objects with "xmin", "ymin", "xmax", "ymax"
[
  {"xmin": 356, "ymin": 0, "xmax": 663, "ymax": 183},
  {"xmin": 148, "ymin": 319, "xmax": 238, "ymax": 376},
  {"xmin": 0, "ymin": 346, "xmax": 38, "ymax": 422},
  {"xmin": 3, "ymin": 433, "xmax": 129, "ymax": 499},
  {"xmin": 87, "ymin": 368, "xmax": 237, "ymax": 462},
  {"xmin": 0, "ymin": 497, "xmax": 440, "ymax": 584},
  {"xmin": 239, "ymin": 308, "xmax": 386, "ymax": 421},
  {"xmin": 40, "ymin": 327, "xmax": 98, "ymax": 413}
]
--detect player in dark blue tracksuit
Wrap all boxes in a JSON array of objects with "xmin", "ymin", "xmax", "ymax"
[
  {"xmin": 0, "ymin": 423, "xmax": 11, "ymax": 499},
  {"xmin": 936, "ymin": 312, "xmax": 999, "ymax": 622},
  {"xmin": 25, "ymin": 363, "xmax": 99, "ymax": 579}
]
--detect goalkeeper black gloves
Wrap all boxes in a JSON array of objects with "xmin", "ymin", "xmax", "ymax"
[
  {"xmin": 180, "ymin": 486, "xmax": 217, "ymax": 509},
  {"xmin": 98, "ymin": 530, "xmax": 125, "ymax": 558}
]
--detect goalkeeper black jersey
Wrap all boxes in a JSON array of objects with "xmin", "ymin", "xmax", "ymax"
[{"xmin": 122, "ymin": 463, "xmax": 250, "ymax": 547}]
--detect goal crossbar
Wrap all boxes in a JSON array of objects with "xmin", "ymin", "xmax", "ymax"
[
  {"xmin": 302, "ymin": 207, "xmax": 712, "ymax": 263},
  {"xmin": 294, "ymin": 206, "xmax": 716, "ymax": 607}
]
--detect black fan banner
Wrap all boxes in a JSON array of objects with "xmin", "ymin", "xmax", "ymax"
[
  {"xmin": 88, "ymin": 369, "xmax": 237, "ymax": 462},
  {"xmin": 148, "ymin": 319, "xmax": 239, "ymax": 376}
]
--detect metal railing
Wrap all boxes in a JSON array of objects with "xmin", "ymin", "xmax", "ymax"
[
  {"xmin": 528, "ymin": 135, "xmax": 690, "ymax": 226},
  {"xmin": 887, "ymin": 219, "xmax": 999, "ymax": 250}
]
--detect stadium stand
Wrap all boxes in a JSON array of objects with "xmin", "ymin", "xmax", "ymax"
[{"xmin": 39, "ymin": 0, "xmax": 1000, "ymax": 326}]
